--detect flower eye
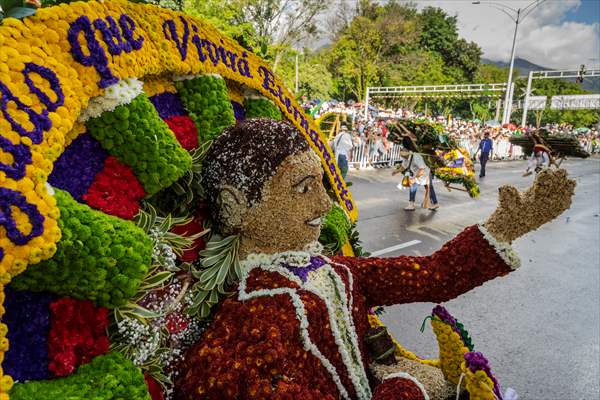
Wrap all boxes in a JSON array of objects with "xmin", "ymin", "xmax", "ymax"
[{"xmin": 296, "ymin": 183, "xmax": 310, "ymax": 194}]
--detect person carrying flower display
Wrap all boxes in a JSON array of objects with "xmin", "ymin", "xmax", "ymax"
[
  {"xmin": 176, "ymin": 118, "xmax": 575, "ymax": 400},
  {"xmin": 392, "ymin": 147, "xmax": 439, "ymax": 211},
  {"xmin": 523, "ymin": 144, "xmax": 551, "ymax": 177}
]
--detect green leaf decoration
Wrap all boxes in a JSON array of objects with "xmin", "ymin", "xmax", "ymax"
[
  {"xmin": 5, "ymin": 5, "xmax": 35, "ymax": 19},
  {"xmin": 175, "ymin": 75, "xmax": 235, "ymax": 143},
  {"xmin": 148, "ymin": 141, "xmax": 213, "ymax": 217},
  {"xmin": 187, "ymin": 234, "xmax": 240, "ymax": 318}
]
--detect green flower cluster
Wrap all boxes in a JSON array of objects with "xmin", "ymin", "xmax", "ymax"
[
  {"xmin": 86, "ymin": 94, "xmax": 192, "ymax": 196},
  {"xmin": 10, "ymin": 352, "xmax": 150, "ymax": 400},
  {"xmin": 244, "ymin": 97, "xmax": 282, "ymax": 120},
  {"xmin": 11, "ymin": 189, "xmax": 152, "ymax": 308},
  {"xmin": 434, "ymin": 172, "xmax": 480, "ymax": 199},
  {"xmin": 175, "ymin": 75, "xmax": 235, "ymax": 143},
  {"xmin": 319, "ymin": 205, "xmax": 351, "ymax": 255}
]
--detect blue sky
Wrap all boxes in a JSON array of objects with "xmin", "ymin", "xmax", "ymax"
[
  {"xmin": 412, "ymin": 0, "xmax": 600, "ymax": 69},
  {"xmin": 566, "ymin": 0, "xmax": 600, "ymax": 25}
]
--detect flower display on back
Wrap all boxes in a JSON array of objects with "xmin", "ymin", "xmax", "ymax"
[{"xmin": 176, "ymin": 118, "xmax": 576, "ymax": 400}]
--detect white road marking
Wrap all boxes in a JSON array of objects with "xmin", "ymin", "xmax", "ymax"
[{"xmin": 370, "ymin": 240, "xmax": 421, "ymax": 257}]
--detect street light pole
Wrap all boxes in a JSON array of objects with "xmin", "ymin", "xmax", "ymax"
[
  {"xmin": 473, "ymin": 0, "xmax": 546, "ymax": 125},
  {"xmin": 503, "ymin": 8, "xmax": 520, "ymax": 125}
]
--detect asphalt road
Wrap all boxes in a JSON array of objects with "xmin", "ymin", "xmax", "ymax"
[{"xmin": 347, "ymin": 157, "xmax": 600, "ymax": 399}]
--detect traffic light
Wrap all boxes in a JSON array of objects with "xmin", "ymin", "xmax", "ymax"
[{"xmin": 576, "ymin": 64, "xmax": 586, "ymax": 84}]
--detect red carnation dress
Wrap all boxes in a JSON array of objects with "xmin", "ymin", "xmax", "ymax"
[{"xmin": 176, "ymin": 225, "xmax": 518, "ymax": 399}]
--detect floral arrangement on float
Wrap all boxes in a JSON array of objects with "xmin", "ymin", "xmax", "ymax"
[
  {"xmin": 0, "ymin": 1, "xmax": 577, "ymax": 400},
  {"xmin": 388, "ymin": 119, "xmax": 480, "ymax": 198}
]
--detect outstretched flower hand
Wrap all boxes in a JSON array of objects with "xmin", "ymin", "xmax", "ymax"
[{"xmin": 484, "ymin": 168, "xmax": 576, "ymax": 243}]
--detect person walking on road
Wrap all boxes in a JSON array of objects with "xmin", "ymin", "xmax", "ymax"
[
  {"xmin": 332, "ymin": 124, "xmax": 353, "ymax": 180},
  {"xmin": 523, "ymin": 144, "xmax": 551, "ymax": 177},
  {"xmin": 393, "ymin": 147, "xmax": 439, "ymax": 211},
  {"xmin": 476, "ymin": 131, "xmax": 493, "ymax": 178}
]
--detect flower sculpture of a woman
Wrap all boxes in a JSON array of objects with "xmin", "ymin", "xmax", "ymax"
[{"xmin": 176, "ymin": 118, "xmax": 575, "ymax": 400}]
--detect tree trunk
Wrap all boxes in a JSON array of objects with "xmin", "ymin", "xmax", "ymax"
[{"xmin": 272, "ymin": 50, "xmax": 283, "ymax": 72}]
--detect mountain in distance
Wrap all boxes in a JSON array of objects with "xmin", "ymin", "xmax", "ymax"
[
  {"xmin": 482, "ymin": 57, "xmax": 548, "ymax": 77},
  {"xmin": 482, "ymin": 57, "xmax": 599, "ymax": 92}
]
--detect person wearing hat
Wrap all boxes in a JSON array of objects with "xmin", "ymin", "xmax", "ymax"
[
  {"xmin": 475, "ymin": 130, "xmax": 494, "ymax": 178},
  {"xmin": 332, "ymin": 123, "xmax": 354, "ymax": 180},
  {"xmin": 523, "ymin": 144, "xmax": 551, "ymax": 176}
]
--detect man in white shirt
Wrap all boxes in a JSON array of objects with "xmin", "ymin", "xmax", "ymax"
[
  {"xmin": 393, "ymin": 147, "xmax": 439, "ymax": 211},
  {"xmin": 332, "ymin": 124, "xmax": 354, "ymax": 180}
]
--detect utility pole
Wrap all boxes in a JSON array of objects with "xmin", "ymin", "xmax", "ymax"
[
  {"xmin": 295, "ymin": 53, "xmax": 299, "ymax": 94},
  {"xmin": 521, "ymin": 71, "xmax": 534, "ymax": 127},
  {"xmin": 472, "ymin": 0, "xmax": 547, "ymax": 124}
]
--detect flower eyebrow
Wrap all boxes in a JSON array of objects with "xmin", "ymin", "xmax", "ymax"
[{"xmin": 294, "ymin": 175, "xmax": 317, "ymax": 187}]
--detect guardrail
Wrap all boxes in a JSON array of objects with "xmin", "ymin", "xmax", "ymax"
[{"xmin": 346, "ymin": 139, "xmax": 529, "ymax": 170}]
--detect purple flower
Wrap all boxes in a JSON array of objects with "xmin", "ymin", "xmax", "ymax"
[
  {"xmin": 283, "ymin": 256, "xmax": 326, "ymax": 283},
  {"xmin": 93, "ymin": 15, "xmax": 129, "ymax": 55},
  {"xmin": 22, "ymin": 63, "xmax": 65, "ymax": 112},
  {"xmin": 48, "ymin": 133, "xmax": 108, "ymax": 202},
  {"xmin": 119, "ymin": 14, "xmax": 144, "ymax": 50},
  {"xmin": 464, "ymin": 351, "xmax": 503, "ymax": 400},
  {"xmin": 163, "ymin": 16, "xmax": 189, "ymax": 60},
  {"xmin": 0, "ymin": 135, "xmax": 31, "ymax": 180},
  {"xmin": 0, "ymin": 80, "xmax": 51, "ymax": 145},
  {"xmin": 0, "ymin": 187, "xmax": 45, "ymax": 245},
  {"xmin": 432, "ymin": 305, "xmax": 457, "ymax": 326},
  {"xmin": 68, "ymin": 15, "xmax": 118, "ymax": 88},
  {"xmin": 3, "ymin": 288, "xmax": 56, "ymax": 382},
  {"xmin": 149, "ymin": 92, "xmax": 187, "ymax": 119},
  {"xmin": 232, "ymin": 101, "xmax": 245, "ymax": 122}
]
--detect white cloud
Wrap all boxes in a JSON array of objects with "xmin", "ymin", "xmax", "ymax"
[{"xmin": 412, "ymin": 0, "xmax": 600, "ymax": 70}]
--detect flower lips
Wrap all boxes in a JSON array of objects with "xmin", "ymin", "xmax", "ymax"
[{"xmin": 306, "ymin": 216, "xmax": 322, "ymax": 228}]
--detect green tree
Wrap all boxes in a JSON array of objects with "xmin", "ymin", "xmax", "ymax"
[
  {"xmin": 418, "ymin": 7, "xmax": 458, "ymax": 61},
  {"xmin": 418, "ymin": 7, "xmax": 481, "ymax": 82},
  {"xmin": 184, "ymin": 0, "xmax": 259, "ymax": 50},
  {"xmin": 328, "ymin": 16, "xmax": 382, "ymax": 100},
  {"xmin": 277, "ymin": 49, "xmax": 334, "ymax": 99},
  {"xmin": 385, "ymin": 50, "xmax": 452, "ymax": 86},
  {"xmin": 327, "ymin": 1, "xmax": 420, "ymax": 100},
  {"xmin": 185, "ymin": 0, "xmax": 326, "ymax": 68}
]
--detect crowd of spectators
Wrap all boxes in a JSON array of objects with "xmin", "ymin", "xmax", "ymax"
[{"xmin": 307, "ymin": 101, "xmax": 600, "ymax": 167}]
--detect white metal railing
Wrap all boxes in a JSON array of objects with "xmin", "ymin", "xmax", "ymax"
[
  {"xmin": 348, "ymin": 140, "xmax": 403, "ymax": 169},
  {"xmin": 367, "ymin": 83, "xmax": 508, "ymax": 94},
  {"xmin": 347, "ymin": 138, "xmax": 528, "ymax": 170}
]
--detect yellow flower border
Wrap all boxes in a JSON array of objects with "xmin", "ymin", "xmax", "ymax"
[{"xmin": 0, "ymin": 1, "xmax": 357, "ymax": 396}]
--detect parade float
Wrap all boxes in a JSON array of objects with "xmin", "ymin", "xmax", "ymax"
[{"xmin": 0, "ymin": 1, "xmax": 576, "ymax": 399}]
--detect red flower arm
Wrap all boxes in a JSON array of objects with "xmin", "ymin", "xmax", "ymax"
[{"xmin": 332, "ymin": 225, "xmax": 516, "ymax": 307}]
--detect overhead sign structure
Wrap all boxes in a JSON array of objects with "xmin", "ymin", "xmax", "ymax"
[
  {"xmin": 521, "ymin": 68, "xmax": 600, "ymax": 125},
  {"xmin": 526, "ymin": 96, "xmax": 547, "ymax": 110},
  {"xmin": 550, "ymin": 94, "xmax": 600, "ymax": 110}
]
